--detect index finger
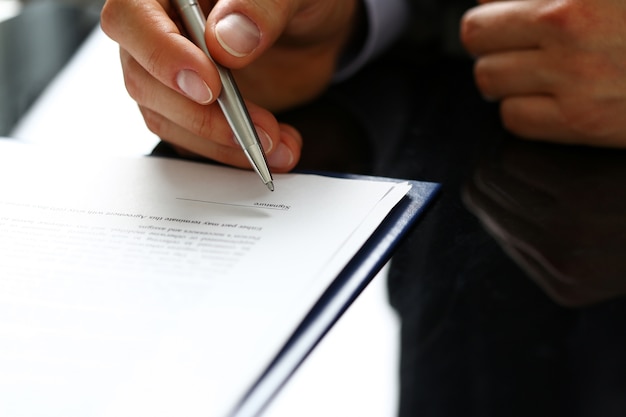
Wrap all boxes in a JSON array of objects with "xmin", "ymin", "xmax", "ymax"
[
  {"xmin": 101, "ymin": 0, "xmax": 222, "ymax": 103},
  {"xmin": 461, "ymin": 0, "xmax": 541, "ymax": 56}
]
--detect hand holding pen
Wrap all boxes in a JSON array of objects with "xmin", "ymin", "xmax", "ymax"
[
  {"xmin": 172, "ymin": 0, "xmax": 274, "ymax": 190},
  {"xmin": 101, "ymin": 0, "xmax": 361, "ymax": 174}
]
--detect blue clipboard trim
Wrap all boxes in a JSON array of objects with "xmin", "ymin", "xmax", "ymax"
[{"xmin": 231, "ymin": 173, "xmax": 440, "ymax": 417}]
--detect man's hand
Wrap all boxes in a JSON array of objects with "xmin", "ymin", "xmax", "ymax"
[
  {"xmin": 461, "ymin": 0, "xmax": 626, "ymax": 148},
  {"xmin": 100, "ymin": 0, "xmax": 361, "ymax": 170}
]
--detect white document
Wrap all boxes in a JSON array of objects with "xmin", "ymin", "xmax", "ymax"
[{"xmin": 0, "ymin": 140, "xmax": 410, "ymax": 417}]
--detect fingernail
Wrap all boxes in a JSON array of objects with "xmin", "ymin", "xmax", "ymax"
[
  {"xmin": 176, "ymin": 69, "xmax": 213, "ymax": 104},
  {"xmin": 267, "ymin": 143, "xmax": 294, "ymax": 168},
  {"xmin": 256, "ymin": 127, "xmax": 273, "ymax": 153},
  {"xmin": 215, "ymin": 13, "xmax": 260, "ymax": 57}
]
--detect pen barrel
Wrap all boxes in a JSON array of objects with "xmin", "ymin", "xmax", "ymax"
[
  {"xmin": 172, "ymin": 0, "xmax": 273, "ymax": 187},
  {"xmin": 173, "ymin": 0, "xmax": 208, "ymax": 52}
]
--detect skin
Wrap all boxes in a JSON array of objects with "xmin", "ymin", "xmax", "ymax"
[
  {"xmin": 101, "ymin": 0, "xmax": 626, "ymax": 173},
  {"xmin": 100, "ymin": 0, "xmax": 360, "ymax": 171},
  {"xmin": 461, "ymin": 0, "xmax": 626, "ymax": 148}
]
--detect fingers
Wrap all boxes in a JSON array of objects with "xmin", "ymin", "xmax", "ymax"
[
  {"xmin": 500, "ymin": 94, "xmax": 623, "ymax": 147},
  {"xmin": 205, "ymin": 0, "xmax": 301, "ymax": 68},
  {"xmin": 473, "ymin": 50, "xmax": 555, "ymax": 100},
  {"xmin": 499, "ymin": 95, "xmax": 578, "ymax": 143},
  {"xmin": 102, "ymin": 0, "xmax": 303, "ymax": 171},
  {"xmin": 101, "ymin": 0, "xmax": 222, "ymax": 105},
  {"xmin": 461, "ymin": 0, "xmax": 541, "ymax": 56},
  {"xmin": 460, "ymin": 0, "xmax": 624, "ymax": 146},
  {"xmin": 204, "ymin": 0, "xmax": 359, "ymax": 69},
  {"xmin": 119, "ymin": 47, "xmax": 230, "ymax": 146},
  {"xmin": 120, "ymin": 45, "xmax": 300, "ymax": 170},
  {"xmin": 140, "ymin": 102, "xmax": 302, "ymax": 172},
  {"xmin": 488, "ymin": 85, "xmax": 626, "ymax": 148},
  {"xmin": 142, "ymin": 106, "xmax": 299, "ymax": 168}
]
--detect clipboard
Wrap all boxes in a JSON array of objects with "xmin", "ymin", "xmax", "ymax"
[
  {"xmin": 232, "ymin": 177, "xmax": 439, "ymax": 417},
  {"xmin": 0, "ymin": 141, "xmax": 439, "ymax": 417}
]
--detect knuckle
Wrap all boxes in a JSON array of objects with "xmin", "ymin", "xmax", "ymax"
[
  {"xmin": 535, "ymin": 0, "xmax": 588, "ymax": 41},
  {"xmin": 99, "ymin": 0, "xmax": 117, "ymax": 36},
  {"xmin": 100, "ymin": 0, "xmax": 129, "ymax": 39},
  {"xmin": 563, "ymin": 105, "xmax": 610, "ymax": 138},
  {"xmin": 189, "ymin": 107, "xmax": 218, "ymax": 139},
  {"xmin": 141, "ymin": 108, "xmax": 167, "ymax": 137},
  {"xmin": 253, "ymin": 0, "xmax": 289, "ymax": 20},
  {"xmin": 144, "ymin": 45, "xmax": 167, "ymax": 80}
]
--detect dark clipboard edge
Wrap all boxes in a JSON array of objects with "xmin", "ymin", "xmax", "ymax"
[{"xmin": 230, "ymin": 174, "xmax": 440, "ymax": 417}]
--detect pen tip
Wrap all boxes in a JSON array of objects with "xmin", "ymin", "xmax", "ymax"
[{"xmin": 266, "ymin": 181, "xmax": 275, "ymax": 192}]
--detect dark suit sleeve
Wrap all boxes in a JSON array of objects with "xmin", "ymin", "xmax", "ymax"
[{"xmin": 404, "ymin": 0, "xmax": 475, "ymax": 55}]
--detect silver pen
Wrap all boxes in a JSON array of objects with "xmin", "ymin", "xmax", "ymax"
[{"xmin": 172, "ymin": 0, "xmax": 274, "ymax": 191}]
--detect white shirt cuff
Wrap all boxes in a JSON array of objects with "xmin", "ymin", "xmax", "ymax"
[{"xmin": 334, "ymin": 0, "xmax": 409, "ymax": 82}]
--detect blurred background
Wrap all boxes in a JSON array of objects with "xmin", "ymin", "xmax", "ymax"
[{"xmin": 0, "ymin": 0, "xmax": 102, "ymax": 136}]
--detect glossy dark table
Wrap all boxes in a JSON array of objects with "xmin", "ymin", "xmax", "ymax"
[
  {"xmin": 283, "ymin": 43, "xmax": 626, "ymax": 417},
  {"xmin": 5, "ymin": 3, "xmax": 626, "ymax": 417}
]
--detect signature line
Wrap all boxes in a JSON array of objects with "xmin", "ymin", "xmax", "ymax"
[{"xmin": 176, "ymin": 198, "xmax": 289, "ymax": 210}]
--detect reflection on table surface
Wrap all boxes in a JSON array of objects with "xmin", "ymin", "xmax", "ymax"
[
  {"xmin": 464, "ymin": 138, "xmax": 626, "ymax": 307},
  {"xmin": 4, "ymin": 2, "xmax": 626, "ymax": 417},
  {"xmin": 329, "ymin": 47, "xmax": 626, "ymax": 417},
  {"xmin": 282, "ymin": 38, "xmax": 626, "ymax": 415}
]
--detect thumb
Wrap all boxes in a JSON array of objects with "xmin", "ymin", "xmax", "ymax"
[{"xmin": 205, "ymin": 0, "xmax": 299, "ymax": 68}]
